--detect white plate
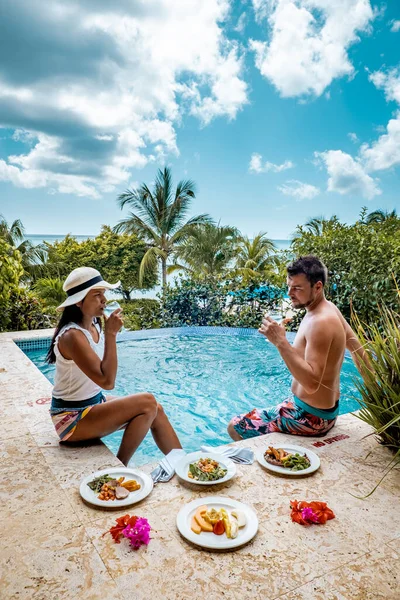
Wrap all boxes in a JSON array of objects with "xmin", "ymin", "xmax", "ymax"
[
  {"xmin": 175, "ymin": 451, "xmax": 236, "ymax": 485},
  {"xmin": 79, "ymin": 467, "xmax": 153, "ymax": 508},
  {"xmin": 176, "ymin": 496, "xmax": 258, "ymax": 550},
  {"xmin": 255, "ymin": 444, "xmax": 320, "ymax": 476}
]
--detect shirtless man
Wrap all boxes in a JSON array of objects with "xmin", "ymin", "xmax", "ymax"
[{"xmin": 228, "ymin": 255, "xmax": 368, "ymax": 441}]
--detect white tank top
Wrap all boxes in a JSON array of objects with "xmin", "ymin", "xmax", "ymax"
[{"xmin": 52, "ymin": 322, "xmax": 105, "ymax": 401}]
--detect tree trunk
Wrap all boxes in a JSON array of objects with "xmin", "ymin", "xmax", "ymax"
[{"xmin": 161, "ymin": 257, "xmax": 167, "ymax": 293}]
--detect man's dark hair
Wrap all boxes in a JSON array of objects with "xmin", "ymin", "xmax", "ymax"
[{"xmin": 287, "ymin": 255, "xmax": 328, "ymax": 286}]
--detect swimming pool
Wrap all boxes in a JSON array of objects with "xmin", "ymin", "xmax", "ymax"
[{"xmin": 23, "ymin": 328, "xmax": 361, "ymax": 466}]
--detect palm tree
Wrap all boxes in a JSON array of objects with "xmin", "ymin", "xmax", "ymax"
[
  {"xmin": 292, "ymin": 215, "xmax": 339, "ymax": 239},
  {"xmin": 168, "ymin": 223, "xmax": 238, "ymax": 277},
  {"xmin": 234, "ymin": 232, "xmax": 276, "ymax": 280},
  {"xmin": 0, "ymin": 214, "xmax": 45, "ymax": 279},
  {"xmin": 115, "ymin": 167, "xmax": 211, "ymax": 290},
  {"xmin": 34, "ymin": 278, "xmax": 66, "ymax": 306},
  {"xmin": 366, "ymin": 209, "xmax": 398, "ymax": 224}
]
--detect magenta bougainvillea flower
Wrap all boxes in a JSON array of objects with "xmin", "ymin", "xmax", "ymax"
[
  {"xmin": 122, "ymin": 517, "xmax": 152, "ymax": 550},
  {"xmin": 301, "ymin": 506, "xmax": 319, "ymax": 523},
  {"xmin": 105, "ymin": 514, "xmax": 151, "ymax": 550}
]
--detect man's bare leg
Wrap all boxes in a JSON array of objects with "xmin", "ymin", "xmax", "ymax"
[{"xmin": 227, "ymin": 420, "xmax": 243, "ymax": 441}]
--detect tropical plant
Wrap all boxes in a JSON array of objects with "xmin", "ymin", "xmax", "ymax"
[
  {"xmin": 115, "ymin": 167, "xmax": 211, "ymax": 291},
  {"xmin": 292, "ymin": 215, "xmax": 339, "ymax": 238},
  {"xmin": 168, "ymin": 223, "xmax": 238, "ymax": 277},
  {"xmin": 34, "ymin": 277, "xmax": 66, "ymax": 307},
  {"xmin": 291, "ymin": 211, "xmax": 400, "ymax": 324},
  {"xmin": 365, "ymin": 208, "xmax": 398, "ymax": 224},
  {"xmin": 0, "ymin": 239, "xmax": 23, "ymax": 330},
  {"xmin": 0, "ymin": 214, "xmax": 45, "ymax": 280},
  {"xmin": 233, "ymin": 232, "xmax": 276, "ymax": 281},
  {"xmin": 161, "ymin": 275, "xmax": 285, "ymax": 328},
  {"xmin": 352, "ymin": 301, "xmax": 400, "ymax": 495},
  {"xmin": 45, "ymin": 227, "xmax": 157, "ymax": 299},
  {"xmin": 2, "ymin": 288, "xmax": 53, "ymax": 331},
  {"xmin": 119, "ymin": 299, "xmax": 161, "ymax": 330}
]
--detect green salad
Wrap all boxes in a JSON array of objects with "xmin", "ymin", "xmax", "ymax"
[
  {"xmin": 188, "ymin": 457, "xmax": 227, "ymax": 482},
  {"xmin": 282, "ymin": 453, "xmax": 311, "ymax": 471}
]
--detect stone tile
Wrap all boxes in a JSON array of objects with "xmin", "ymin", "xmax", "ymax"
[
  {"xmin": 85, "ymin": 508, "xmax": 182, "ymax": 581},
  {"xmin": 0, "ymin": 524, "xmax": 123, "ymax": 600},
  {"xmin": 0, "ymin": 435, "xmax": 80, "ymax": 537},
  {"xmin": 279, "ymin": 546, "xmax": 400, "ymax": 600},
  {"xmin": 0, "ymin": 412, "xmax": 31, "ymax": 441}
]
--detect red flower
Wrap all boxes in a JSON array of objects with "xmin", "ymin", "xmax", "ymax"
[
  {"xmin": 104, "ymin": 514, "xmax": 138, "ymax": 543},
  {"xmin": 290, "ymin": 500, "xmax": 335, "ymax": 526}
]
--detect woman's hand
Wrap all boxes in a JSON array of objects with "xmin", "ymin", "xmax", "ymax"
[{"xmin": 104, "ymin": 308, "xmax": 123, "ymax": 335}]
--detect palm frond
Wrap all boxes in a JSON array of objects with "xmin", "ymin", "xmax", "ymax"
[{"xmin": 138, "ymin": 246, "xmax": 166, "ymax": 286}]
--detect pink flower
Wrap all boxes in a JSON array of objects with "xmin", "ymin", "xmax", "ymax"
[
  {"xmin": 122, "ymin": 517, "xmax": 151, "ymax": 550},
  {"xmin": 301, "ymin": 507, "xmax": 319, "ymax": 523}
]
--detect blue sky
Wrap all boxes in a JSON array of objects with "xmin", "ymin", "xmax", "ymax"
[{"xmin": 0, "ymin": 0, "xmax": 399, "ymax": 239}]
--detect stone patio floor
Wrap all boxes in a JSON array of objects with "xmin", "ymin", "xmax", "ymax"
[{"xmin": 0, "ymin": 329, "xmax": 399, "ymax": 600}]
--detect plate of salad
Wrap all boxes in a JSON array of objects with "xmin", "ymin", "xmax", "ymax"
[
  {"xmin": 79, "ymin": 467, "xmax": 153, "ymax": 507},
  {"xmin": 175, "ymin": 451, "xmax": 236, "ymax": 485},
  {"xmin": 255, "ymin": 445, "xmax": 320, "ymax": 476}
]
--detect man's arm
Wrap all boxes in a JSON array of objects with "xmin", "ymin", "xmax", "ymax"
[
  {"xmin": 259, "ymin": 317, "xmax": 334, "ymax": 394},
  {"xmin": 329, "ymin": 303, "xmax": 372, "ymax": 375}
]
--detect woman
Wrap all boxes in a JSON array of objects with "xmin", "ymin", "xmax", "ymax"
[{"xmin": 48, "ymin": 266, "xmax": 182, "ymax": 465}]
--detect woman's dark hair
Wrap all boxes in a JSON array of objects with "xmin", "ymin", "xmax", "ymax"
[
  {"xmin": 46, "ymin": 303, "xmax": 102, "ymax": 364},
  {"xmin": 287, "ymin": 255, "xmax": 328, "ymax": 286}
]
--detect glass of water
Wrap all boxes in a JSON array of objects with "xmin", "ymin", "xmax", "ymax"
[{"xmin": 104, "ymin": 301, "xmax": 125, "ymax": 331}]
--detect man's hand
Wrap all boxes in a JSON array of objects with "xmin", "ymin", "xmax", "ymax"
[{"xmin": 258, "ymin": 316, "xmax": 287, "ymax": 347}]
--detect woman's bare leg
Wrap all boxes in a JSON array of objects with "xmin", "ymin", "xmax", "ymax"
[
  {"xmin": 65, "ymin": 393, "xmax": 181, "ymax": 465},
  {"xmin": 66, "ymin": 393, "xmax": 157, "ymax": 465},
  {"xmin": 150, "ymin": 403, "xmax": 182, "ymax": 454}
]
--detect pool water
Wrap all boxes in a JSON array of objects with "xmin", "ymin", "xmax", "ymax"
[{"xmin": 26, "ymin": 333, "xmax": 361, "ymax": 466}]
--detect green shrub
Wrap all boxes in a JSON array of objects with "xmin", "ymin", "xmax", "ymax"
[
  {"xmin": 2, "ymin": 288, "xmax": 53, "ymax": 331},
  {"xmin": 119, "ymin": 299, "xmax": 161, "ymax": 330},
  {"xmin": 292, "ymin": 214, "xmax": 400, "ymax": 325},
  {"xmin": 352, "ymin": 302, "xmax": 400, "ymax": 494},
  {"xmin": 160, "ymin": 276, "xmax": 285, "ymax": 328}
]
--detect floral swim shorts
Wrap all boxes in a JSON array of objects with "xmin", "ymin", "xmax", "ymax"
[{"xmin": 231, "ymin": 396, "xmax": 339, "ymax": 440}]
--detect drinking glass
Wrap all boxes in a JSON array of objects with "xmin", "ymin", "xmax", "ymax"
[{"xmin": 104, "ymin": 301, "xmax": 125, "ymax": 331}]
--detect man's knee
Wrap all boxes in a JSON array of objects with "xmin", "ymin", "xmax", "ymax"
[{"xmin": 227, "ymin": 420, "xmax": 242, "ymax": 441}]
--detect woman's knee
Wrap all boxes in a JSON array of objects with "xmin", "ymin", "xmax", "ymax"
[
  {"xmin": 156, "ymin": 402, "xmax": 165, "ymax": 416},
  {"xmin": 127, "ymin": 392, "xmax": 157, "ymax": 417}
]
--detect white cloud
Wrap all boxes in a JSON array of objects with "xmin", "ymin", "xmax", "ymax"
[
  {"xmin": 360, "ymin": 68, "xmax": 400, "ymax": 171},
  {"xmin": 234, "ymin": 12, "xmax": 247, "ymax": 33},
  {"xmin": 250, "ymin": 0, "xmax": 375, "ymax": 98},
  {"xmin": 0, "ymin": 0, "xmax": 248, "ymax": 198},
  {"xmin": 390, "ymin": 20, "xmax": 400, "ymax": 32},
  {"xmin": 315, "ymin": 150, "xmax": 381, "ymax": 199},
  {"xmin": 277, "ymin": 179, "xmax": 320, "ymax": 200},
  {"xmin": 348, "ymin": 132, "xmax": 359, "ymax": 143},
  {"xmin": 249, "ymin": 153, "xmax": 294, "ymax": 173}
]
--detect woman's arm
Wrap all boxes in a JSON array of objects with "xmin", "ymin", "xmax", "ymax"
[{"xmin": 58, "ymin": 311, "xmax": 123, "ymax": 390}]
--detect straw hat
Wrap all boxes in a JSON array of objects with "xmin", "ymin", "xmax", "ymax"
[{"xmin": 57, "ymin": 267, "xmax": 120, "ymax": 311}]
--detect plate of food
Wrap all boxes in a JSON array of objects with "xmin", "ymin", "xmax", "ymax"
[
  {"xmin": 255, "ymin": 445, "xmax": 320, "ymax": 475},
  {"xmin": 175, "ymin": 451, "xmax": 236, "ymax": 485},
  {"xmin": 79, "ymin": 467, "xmax": 153, "ymax": 508},
  {"xmin": 176, "ymin": 496, "xmax": 258, "ymax": 550}
]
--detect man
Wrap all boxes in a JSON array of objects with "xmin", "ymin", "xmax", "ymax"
[{"xmin": 228, "ymin": 255, "xmax": 369, "ymax": 440}]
